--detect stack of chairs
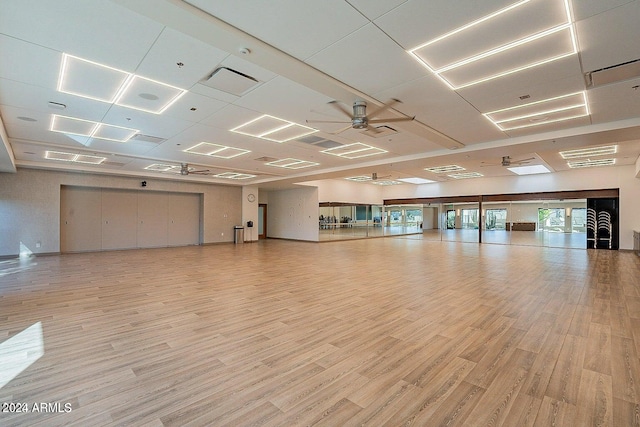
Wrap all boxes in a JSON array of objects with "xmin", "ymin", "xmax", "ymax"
[
  {"xmin": 586, "ymin": 208, "xmax": 597, "ymax": 249},
  {"xmin": 597, "ymin": 211, "xmax": 612, "ymax": 249}
]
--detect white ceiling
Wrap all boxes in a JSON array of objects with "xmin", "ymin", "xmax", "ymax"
[{"xmin": 1, "ymin": 0, "xmax": 640, "ymax": 188}]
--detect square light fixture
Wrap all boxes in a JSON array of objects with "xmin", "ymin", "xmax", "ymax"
[
  {"xmin": 212, "ymin": 172, "xmax": 257, "ymax": 179},
  {"xmin": 58, "ymin": 53, "xmax": 132, "ymax": 103},
  {"xmin": 57, "ymin": 53, "xmax": 186, "ymax": 114},
  {"xmin": 567, "ymin": 159, "xmax": 616, "ymax": 168},
  {"xmin": 448, "ymin": 172, "xmax": 484, "ymax": 179},
  {"xmin": 345, "ymin": 176, "xmax": 372, "ymax": 182},
  {"xmin": 265, "ymin": 158, "xmax": 320, "ymax": 169},
  {"xmin": 230, "ymin": 114, "xmax": 317, "ymax": 143},
  {"xmin": 424, "ymin": 164, "xmax": 465, "ymax": 174},
  {"xmin": 370, "ymin": 180, "xmax": 402, "ymax": 186},
  {"xmin": 50, "ymin": 115, "xmax": 138, "ymax": 142},
  {"xmin": 145, "ymin": 164, "xmax": 178, "ymax": 172},
  {"xmin": 408, "ymin": 0, "xmax": 577, "ymax": 89},
  {"xmin": 184, "ymin": 142, "xmax": 250, "ymax": 159},
  {"xmin": 45, "ymin": 150, "xmax": 106, "ymax": 164},
  {"xmin": 114, "ymin": 75, "xmax": 187, "ymax": 114},
  {"xmin": 559, "ymin": 145, "xmax": 617, "ymax": 159},
  {"xmin": 484, "ymin": 91, "xmax": 589, "ymax": 131},
  {"xmin": 507, "ymin": 164, "xmax": 551, "ymax": 175},
  {"xmin": 397, "ymin": 177, "xmax": 436, "ymax": 184},
  {"xmin": 321, "ymin": 142, "xmax": 387, "ymax": 159}
]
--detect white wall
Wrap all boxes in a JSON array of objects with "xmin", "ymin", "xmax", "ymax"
[
  {"xmin": 300, "ymin": 179, "xmax": 383, "ymax": 205},
  {"xmin": 382, "ymin": 165, "xmax": 640, "ymax": 249},
  {"xmin": 242, "ymin": 185, "xmax": 259, "ymax": 241},
  {"xmin": 0, "ymin": 168, "xmax": 242, "ymax": 256},
  {"xmin": 264, "ymin": 186, "xmax": 319, "ymax": 241}
]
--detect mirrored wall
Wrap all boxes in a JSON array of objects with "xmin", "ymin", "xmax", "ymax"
[{"xmin": 319, "ymin": 203, "xmax": 423, "ymax": 241}]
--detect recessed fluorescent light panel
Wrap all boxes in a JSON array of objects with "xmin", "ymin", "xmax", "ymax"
[
  {"xmin": 484, "ymin": 92, "xmax": 589, "ymax": 131},
  {"xmin": 448, "ymin": 172, "xmax": 484, "ymax": 179},
  {"xmin": 567, "ymin": 159, "xmax": 616, "ymax": 168},
  {"xmin": 212, "ymin": 172, "xmax": 257, "ymax": 180},
  {"xmin": 145, "ymin": 164, "xmax": 178, "ymax": 172},
  {"xmin": 560, "ymin": 145, "xmax": 617, "ymax": 159},
  {"xmin": 321, "ymin": 142, "xmax": 387, "ymax": 159},
  {"xmin": 184, "ymin": 142, "xmax": 250, "ymax": 159},
  {"xmin": 507, "ymin": 165, "xmax": 551, "ymax": 175},
  {"xmin": 345, "ymin": 176, "xmax": 372, "ymax": 182},
  {"xmin": 408, "ymin": 0, "xmax": 577, "ymax": 89},
  {"xmin": 370, "ymin": 180, "xmax": 403, "ymax": 186},
  {"xmin": 50, "ymin": 115, "xmax": 138, "ymax": 142},
  {"xmin": 397, "ymin": 177, "xmax": 436, "ymax": 184},
  {"xmin": 57, "ymin": 53, "xmax": 186, "ymax": 114},
  {"xmin": 424, "ymin": 165, "xmax": 465, "ymax": 174},
  {"xmin": 265, "ymin": 158, "xmax": 320, "ymax": 169},
  {"xmin": 45, "ymin": 150, "xmax": 106, "ymax": 164},
  {"xmin": 230, "ymin": 115, "xmax": 317, "ymax": 143}
]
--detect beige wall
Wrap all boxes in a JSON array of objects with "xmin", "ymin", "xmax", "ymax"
[
  {"xmin": 0, "ymin": 168, "xmax": 242, "ymax": 256},
  {"xmin": 265, "ymin": 186, "xmax": 319, "ymax": 241}
]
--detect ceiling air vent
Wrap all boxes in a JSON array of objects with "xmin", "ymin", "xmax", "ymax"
[
  {"xmin": 202, "ymin": 67, "xmax": 260, "ymax": 96},
  {"xmin": 131, "ymin": 134, "xmax": 165, "ymax": 144},
  {"xmin": 255, "ymin": 156, "xmax": 279, "ymax": 162},
  {"xmin": 585, "ymin": 58, "xmax": 640, "ymax": 88},
  {"xmin": 360, "ymin": 125, "xmax": 398, "ymax": 138}
]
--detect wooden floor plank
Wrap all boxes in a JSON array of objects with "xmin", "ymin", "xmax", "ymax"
[{"xmin": 0, "ymin": 238, "xmax": 639, "ymax": 425}]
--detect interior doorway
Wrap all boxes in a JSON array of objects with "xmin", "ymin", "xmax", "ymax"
[{"xmin": 258, "ymin": 204, "xmax": 267, "ymax": 239}]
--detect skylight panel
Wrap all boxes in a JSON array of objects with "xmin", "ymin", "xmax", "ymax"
[
  {"xmin": 507, "ymin": 165, "xmax": 551, "ymax": 175},
  {"xmin": 397, "ymin": 177, "xmax": 436, "ymax": 184}
]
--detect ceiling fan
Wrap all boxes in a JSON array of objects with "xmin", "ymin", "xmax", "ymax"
[
  {"xmin": 306, "ymin": 99, "xmax": 415, "ymax": 134},
  {"xmin": 180, "ymin": 163, "xmax": 210, "ymax": 175},
  {"xmin": 481, "ymin": 156, "xmax": 535, "ymax": 167}
]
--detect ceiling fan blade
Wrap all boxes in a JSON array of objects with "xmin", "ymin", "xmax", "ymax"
[
  {"xmin": 327, "ymin": 100, "xmax": 354, "ymax": 119},
  {"xmin": 367, "ymin": 98, "xmax": 401, "ymax": 119},
  {"xmin": 364, "ymin": 124, "xmax": 383, "ymax": 134},
  {"xmin": 330, "ymin": 124, "xmax": 354, "ymax": 135},
  {"xmin": 368, "ymin": 116, "xmax": 415, "ymax": 124},
  {"xmin": 306, "ymin": 119, "xmax": 351, "ymax": 124},
  {"xmin": 513, "ymin": 157, "xmax": 536, "ymax": 164}
]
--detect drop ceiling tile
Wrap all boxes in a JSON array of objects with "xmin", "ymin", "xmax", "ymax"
[
  {"xmin": 101, "ymin": 105, "xmax": 195, "ymax": 140},
  {"xmin": 0, "ymin": 35, "xmax": 60, "ymax": 89},
  {"xmin": 346, "ymin": 0, "xmax": 407, "ymax": 20},
  {"xmin": 588, "ymin": 77, "xmax": 640, "ymax": 124},
  {"xmin": 184, "ymin": 0, "xmax": 369, "ymax": 60},
  {"xmin": 160, "ymin": 90, "xmax": 227, "ymax": 123},
  {"xmin": 373, "ymin": 0, "xmax": 516, "ymax": 49},
  {"xmin": 576, "ymin": 1, "xmax": 640, "ymax": 72},
  {"xmin": 0, "ymin": 0, "xmax": 164, "ymax": 71},
  {"xmin": 133, "ymin": 27, "xmax": 229, "ymax": 89},
  {"xmin": 198, "ymin": 104, "xmax": 261, "ymax": 129},
  {"xmin": 306, "ymin": 23, "xmax": 427, "ymax": 95},
  {"xmin": 233, "ymin": 76, "xmax": 332, "ymax": 126},
  {"xmin": 572, "ymin": 0, "xmax": 633, "ymax": 21},
  {"xmin": 0, "ymin": 79, "xmax": 112, "ymax": 121},
  {"xmin": 217, "ymin": 55, "xmax": 278, "ymax": 85}
]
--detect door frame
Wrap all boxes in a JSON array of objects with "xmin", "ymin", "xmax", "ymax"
[{"xmin": 258, "ymin": 204, "xmax": 267, "ymax": 239}]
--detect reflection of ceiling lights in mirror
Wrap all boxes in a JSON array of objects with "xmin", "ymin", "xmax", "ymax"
[
  {"xmin": 507, "ymin": 165, "xmax": 551, "ymax": 175},
  {"xmin": 230, "ymin": 115, "xmax": 317, "ymax": 143},
  {"xmin": 50, "ymin": 115, "xmax": 138, "ymax": 142},
  {"xmin": 265, "ymin": 158, "xmax": 320, "ymax": 169},
  {"xmin": 484, "ymin": 91, "xmax": 589, "ymax": 131},
  {"xmin": 184, "ymin": 142, "xmax": 250, "ymax": 159},
  {"xmin": 144, "ymin": 164, "xmax": 178, "ymax": 172},
  {"xmin": 345, "ymin": 176, "xmax": 372, "ymax": 182},
  {"xmin": 370, "ymin": 180, "xmax": 402, "ymax": 186},
  {"xmin": 212, "ymin": 172, "xmax": 257, "ymax": 179},
  {"xmin": 567, "ymin": 159, "xmax": 616, "ymax": 168},
  {"xmin": 57, "ymin": 53, "xmax": 186, "ymax": 114},
  {"xmin": 397, "ymin": 177, "xmax": 436, "ymax": 184},
  {"xmin": 45, "ymin": 150, "xmax": 106, "ymax": 164},
  {"xmin": 448, "ymin": 172, "xmax": 483, "ymax": 179},
  {"xmin": 408, "ymin": 0, "xmax": 576, "ymax": 89},
  {"xmin": 560, "ymin": 145, "xmax": 617, "ymax": 159},
  {"xmin": 321, "ymin": 142, "xmax": 387, "ymax": 159},
  {"xmin": 424, "ymin": 164, "xmax": 465, "ymax": 174}
]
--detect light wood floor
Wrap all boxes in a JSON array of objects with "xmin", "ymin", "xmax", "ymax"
[{"xmin": 1, "ymin": 237, "xmax": 639, "ymax": 426}]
